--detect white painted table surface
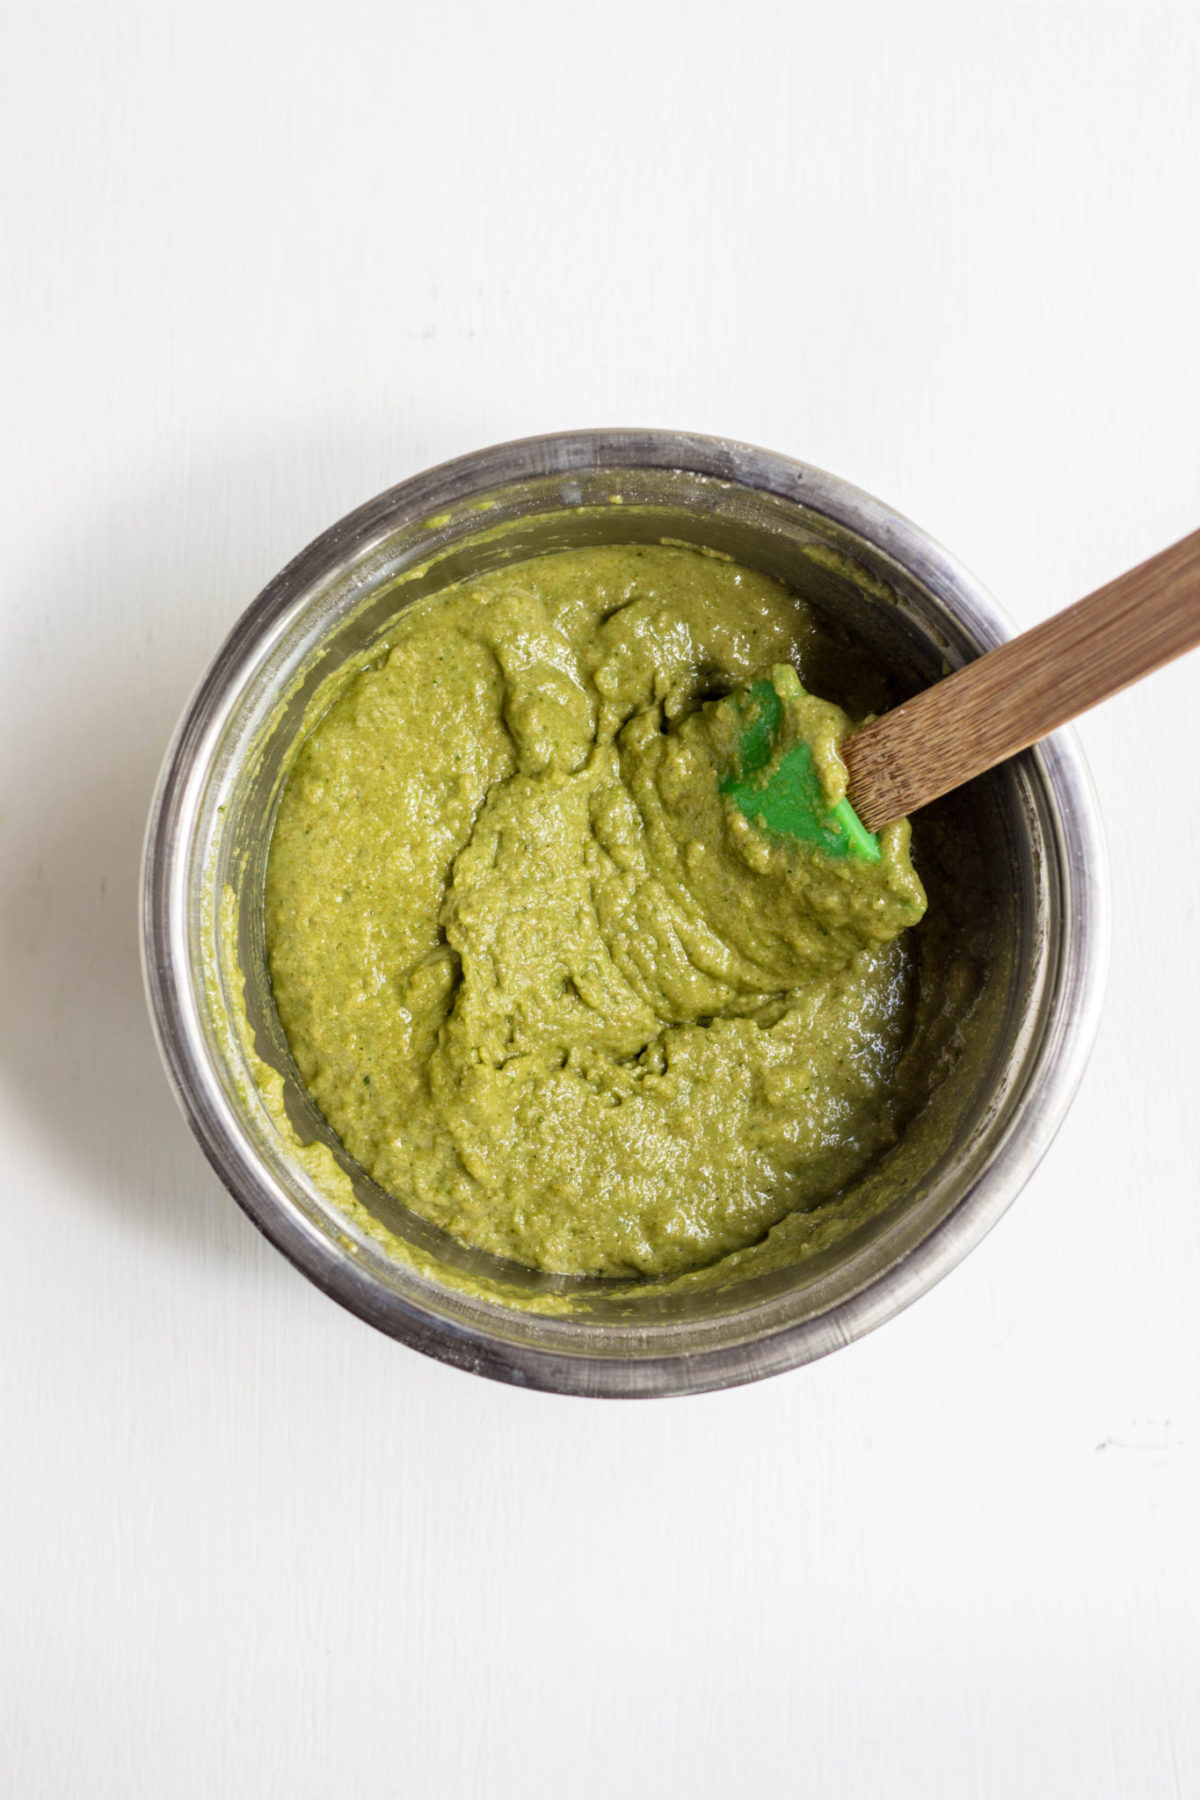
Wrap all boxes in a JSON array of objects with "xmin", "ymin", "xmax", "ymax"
[{"xmin": 3, "ymin": 5, "xmax": 1198, "ymax": 1795}]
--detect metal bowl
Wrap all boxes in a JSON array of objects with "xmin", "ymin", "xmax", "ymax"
[{"xmin": 141, "ymin": 430, "xmax": 1109, "ymax": 1396}]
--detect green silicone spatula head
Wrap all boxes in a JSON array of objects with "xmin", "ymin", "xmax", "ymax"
[{"xmin": 719, "ymin": 680, "xmax": 881, "ymax": 862}]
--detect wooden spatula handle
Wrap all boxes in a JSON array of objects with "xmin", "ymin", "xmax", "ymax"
[{"xmin": 844, "ymin": 526, "xmax": 1200, "ymax": 832}]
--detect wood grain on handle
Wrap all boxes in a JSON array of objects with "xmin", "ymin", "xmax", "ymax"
[{"xmin": 844, "ymin": 527, "xmax": 1200, "ymax": 832}]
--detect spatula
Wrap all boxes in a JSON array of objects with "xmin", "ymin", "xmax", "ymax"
[{"xmin": 725, "ymin": 526, "xmax": 1200, "ymax": 857}]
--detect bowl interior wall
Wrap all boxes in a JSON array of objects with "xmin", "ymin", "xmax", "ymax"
[{"xmin": 187, "ymin": 465, "xmax": 1051, "ymax": 1350}]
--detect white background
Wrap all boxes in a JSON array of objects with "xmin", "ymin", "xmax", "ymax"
[{"xmin": 3, "ymin": 4, "xmax": 1199, "ymax": 1795}]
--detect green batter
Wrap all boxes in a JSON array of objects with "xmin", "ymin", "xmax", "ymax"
[{"xmin": 265, "ymin": 545, "xmax": 929, "ymax": 1278}]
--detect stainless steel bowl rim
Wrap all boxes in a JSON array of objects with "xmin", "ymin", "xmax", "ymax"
[{"xmin": 142, "ymin": 429, "xmax": 1110, "ymax": 1396}]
